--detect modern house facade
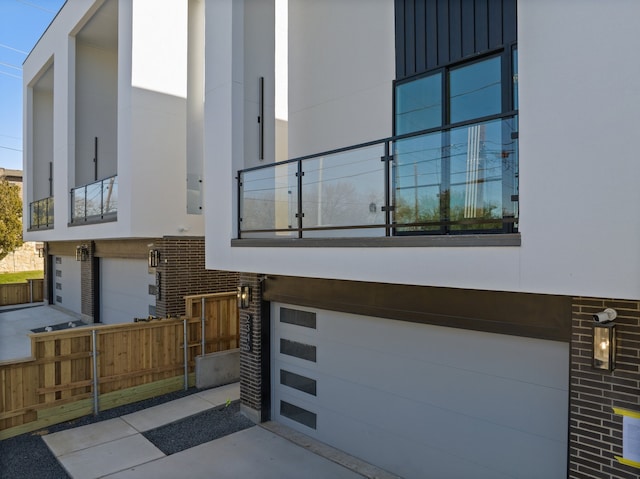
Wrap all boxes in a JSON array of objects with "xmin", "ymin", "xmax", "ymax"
[
  {"xmin": 204, "ymin": 1, "xmax": 640, "ymax": 478},
  {"xmin": 22, "ymin": 0, "xmax": 237, "ymax": 324}
]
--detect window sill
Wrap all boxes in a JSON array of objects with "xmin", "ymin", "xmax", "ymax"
[{"xmin": 231, "ymin": 234, "xmax": 521, "ymax": 248}]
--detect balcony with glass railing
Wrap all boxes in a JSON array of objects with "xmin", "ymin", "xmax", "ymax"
[
  {"xmin": 29, "ymin": 197, "xmax": 54, "ymax": 230},
  {"xmin": 237, "ymin": 115, "xmax": 518, "ymax": 242},
  {"xmin": 70, "ymin": 175, "xmax": 118, "ymax": 225}
]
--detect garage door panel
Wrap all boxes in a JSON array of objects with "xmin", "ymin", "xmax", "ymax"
[
  {"xmin": 318, "ymin": 309, "xmax": 568, "ymax": 389},
  {"xmin": 317, "ymin": 404, "xmax": 515, "ymax": 479},
  {"xmin": 317, "ymin": 341, "xmax": 567, "ymax": 440},
  {"xmin": 273, "ymin": 303, "xmax": 569, "ymax": 479},
  {"xmin": 303, "ymin": 373, "xmax": 566, "ymax": 479},
  {"xmin": 101, "ymin": 259, "xmax": 152, "ymax": 325}
]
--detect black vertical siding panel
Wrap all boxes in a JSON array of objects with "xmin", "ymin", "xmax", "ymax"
[
  {"xmin": 437, "ymin": 0, "xmax": 449, "ymax": 65},
  {"xmin": 502, "ymin": 0, "xmax": 517, "ymax": 44},
  {"xmin": 487, "ymin": 0, "xmax": 503, "ymax": 48},
  {"xmin": 395, "ymin": 0, "xmax": 406, "ymax": 78},
  {"xmin": 461, "ymin": 0, "xmax": 475, "ymax": 58},
  {"xmin": 415, "ymin": 0, "xmax": 427, "ymax": 72},
  {"xmin": 425, "ymin": 0, "xmax": 439, "ymax": 69},
  {"xmin": 474, "ymin": 0, "xmax": 489, "ymax": 53},
  {"xmin": 449, "ymin": 0, "xmax": 462, "ymax": 62},
  {"xmin": 405, "ymin": 0, "xmax": 416, "ymax": 76}
]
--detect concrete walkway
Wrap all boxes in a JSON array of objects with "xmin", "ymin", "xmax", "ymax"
[
  {"xmin": 0, "ymin": 303, "xmax": 82, "ymax": 361},
  {"xmin": 41, "ymin": 382, "xmax": 373, "ymax": 479}
]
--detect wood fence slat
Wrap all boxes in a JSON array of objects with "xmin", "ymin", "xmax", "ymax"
[{"xmin": 0, "ymin": 292, "xmax": 236, "ymax": 436}]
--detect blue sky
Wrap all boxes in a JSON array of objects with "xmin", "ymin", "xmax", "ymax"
[{"xmin": 0, "ymin": 0, "xmax": 65, "ymax": 171}]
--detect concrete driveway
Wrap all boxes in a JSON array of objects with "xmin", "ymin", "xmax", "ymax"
[{"xmin": 0, "ymin": 304, "xmax": 83, "ymax": 361}]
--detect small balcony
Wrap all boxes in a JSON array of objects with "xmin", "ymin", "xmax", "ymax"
[
  {"xmin": 70, "ymin": 175, "xmax": 118, "ymax": 225},
  {"xmin": 237, "ymin": 114, "xmax": 519, "ymax": 243},
  {"xmin": 29, "ymin": 197, "xmax": 54, "ymax": 230}
]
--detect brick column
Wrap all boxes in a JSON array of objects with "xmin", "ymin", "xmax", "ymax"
[
  {"xmin": 239, "ymin": 272, "xmax": 269, "ymax": 423},
  {"xmin": 569, "ymin": 297, "xmax": 640, "ymax": 479},
  {"xmin": 154, "ymin": 237, "xmax": 239, "ymax": 318},
  {"xmin": 80, "ymin": 241, "xmax": 97, "ymax": 322}
]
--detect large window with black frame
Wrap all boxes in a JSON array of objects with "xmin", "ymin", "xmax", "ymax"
[{"xmin": 393, "ymin": 46, "xmax": 518, "ymax": 234}]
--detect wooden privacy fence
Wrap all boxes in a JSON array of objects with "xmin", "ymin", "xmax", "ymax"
[
  {"xmin": 0, "ymin": 279, "xmax": 44, "ymax": 306},
  {"xmin": 0, "ymin": 292, "xmax": 238, "ymax": 440}
]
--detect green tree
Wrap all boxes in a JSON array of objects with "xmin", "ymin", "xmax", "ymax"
[{"xmin": 0, "ymin": 179, "xmax": 23, "ymax": 261}]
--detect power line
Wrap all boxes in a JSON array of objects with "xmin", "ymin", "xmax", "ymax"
[
  {"xmin": 0, "ymin": 145, "xmax": 22, "ymax": 152},
  {"xmin": 0, "ymin": 61, "xmax": 21, "ymax": 71},
  {"xmin": 0, "ymin": 43, "xmax": 28, "ymax": 55},
  {"xmin": 0, "ymin": 70, "xmax": 22, "ymax": 80},
  {"xmin": 15, "ymin": 0, "xmax": 57, "ymax": 14}
]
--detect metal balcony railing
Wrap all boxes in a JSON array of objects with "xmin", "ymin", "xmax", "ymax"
[
  {"xmin": 29, "ymin": 197, "xmax": 54, "ymax": 230},
  {"xmin": 238, "ymin": 114, "xmax": 518, "ymax": 239},
  {"xmin": 70, "ymin": 175, "xmax": 118, "ymax": 224}
]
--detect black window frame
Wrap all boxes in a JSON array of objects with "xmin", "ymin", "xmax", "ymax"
[{"xmin": 392, "ymin": 44, "xmax": 518, "ymax": 236}]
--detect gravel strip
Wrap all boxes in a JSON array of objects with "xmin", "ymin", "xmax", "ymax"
[
  {"xmin": 142, "ymin": 401, "xmax": 254, "ymax": 455},
  {"xmin": 0, "ymin": 386, "xmax": 246, "ymax": 479}
]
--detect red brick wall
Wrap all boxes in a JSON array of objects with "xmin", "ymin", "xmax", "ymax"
[{"xmin": 570, "ymin": 297, "xmax": 640, "ymax": 479}]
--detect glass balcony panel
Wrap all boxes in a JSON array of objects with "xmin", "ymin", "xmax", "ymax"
[
  {"xmin": 104, "ymin": 176, "xmax": 118, "ymax": 214},
  {"xmin": 72, "ymin": 186, "xmax": 86, "ymax": 222},
  {"xmin": 301, "ymin": 145, "xmax": 385, "ymax": 238},
  {"xmin": 393, "ymin": 131, "xmax": 443, "ymax": 233},
  {"xmin": 240, "ymin": 163, "xmax": 298, "ymax": 238},
  {"xmin": 392, "ymin": 116, "xmax": 518, "ymax": 234},
  {"xmin": 29, "ymin": 197, "xmax": 54, "ymax": 229},
  {"xmin": 85, "ymin": 183, "xmax": 102, "ymax": 217},
  {"xmin": 47, "ymin": 197, "xmax": 54, "ymax": 226}
]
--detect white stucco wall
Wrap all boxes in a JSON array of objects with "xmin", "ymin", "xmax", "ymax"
[
  {"xmin": 204, "ymin": 0, "xmax": 640, "ymax": 300},
  {"xmin": 23, "ymin": 0, "xmax": 202, "ymax": 242}
]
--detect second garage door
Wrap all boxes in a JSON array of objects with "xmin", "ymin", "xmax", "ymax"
[
  {"xmin": 271, "ymin": 303, "xmax": 569, "ymax": 479},
  {"xmin": 100, "ymin": 258, "xmax": 154, "ymax": 324}
]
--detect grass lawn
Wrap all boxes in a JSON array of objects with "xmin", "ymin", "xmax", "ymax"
[{"xmin": 0, "ymin": 271, "xmax": 44, "ymax": 284}]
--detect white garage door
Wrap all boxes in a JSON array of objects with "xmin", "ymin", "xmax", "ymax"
[
  {"xmin": 53, "ymin": 255, "xmax": 82, "ymax": 316},
  {"xmin": 272, "ymin": 303, "xmax": 569, "ymax": 479},
  {"xmin": 101, "ymin": 258, "xmax": 154, "ymax": 324}
]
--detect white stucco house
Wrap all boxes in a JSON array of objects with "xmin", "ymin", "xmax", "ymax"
[
  {"xmin": 23, "ymin": 0, "xmax": 237, "ymax": 324},
  {"xmin": 203, "ymin": 1, "xmax": 640, "ymax": 478}
]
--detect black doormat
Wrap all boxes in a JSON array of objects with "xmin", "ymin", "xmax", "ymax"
[
  {"xmin": 31, "ymin": 320, "xmax": 86, "ymax": 333},
  {"xmin": 142, "ymin": 401, "xmax": 255, "ymax": 455}
]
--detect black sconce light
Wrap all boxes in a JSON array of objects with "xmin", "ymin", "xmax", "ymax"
[
  {"xmin": 75, "ymin": 244, "xmax": 89, "ymax": 262},
  {"xmin": 37, "ymin": 246, "xmax": 45, "ymax": 258},
  {"xmin": 148, "ymin": 249, "xmax": 160, "ymax": 268},
  {"xmin": 237, "ymin": 285, "xmax": 251, "ymax": 309},
  {"xmin": 593, "ymin": 308, "xmax": 617, "ymax": 372}
]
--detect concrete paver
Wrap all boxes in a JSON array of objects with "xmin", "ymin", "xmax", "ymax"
[
  {"xmin": 121, "ymin": 395, "xmax": 218, "ymax": 432},
  {"xmin": 102, "ymin": 426, "xmax": 364, "ymax": 479},
  {"xmin": 43, "ymin": 418, "xmax": 138, "ymax": 457},
  {"xmin": 55, "ymin": 434, "xmax": 165, "ymax": 479}
]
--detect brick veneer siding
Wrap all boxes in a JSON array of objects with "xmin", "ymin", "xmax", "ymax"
[
  {"xmin": 80, "ymin": 241, "xmax": 96, "ymax": 322},
  {"xmin": 154, "ymin": 237, "xmax": 239, "ymax": 318},
  {"xmin": 570, "ymin": 297, "xmax": 640, "ymax": 479},
  {"xmin": 239, "ymin": 272, "xmax": 269, "ymax": 423}
]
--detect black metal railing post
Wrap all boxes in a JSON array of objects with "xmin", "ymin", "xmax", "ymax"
[
  {"xmin": 382, "ymin": 140, "xmax": 393, "ymax": 237},
  {"xmin": 296, "ymin": 160, "xmax": 304, "ymax": 238},
  {"xmin": 237, "ymin": 173, "xmax": 243, "ymax": 239}
]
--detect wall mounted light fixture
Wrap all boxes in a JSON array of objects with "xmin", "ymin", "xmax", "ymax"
[
  {"xmin": 75, "ymin": 244, "xmax": 89, "ymax": 261},
  {"xmin": 148, "ymin": 249, "xmax": 160, "ymax": 268},
  {"xmin": 593, "ymin": 308, "xmax": 617, "ymax": 372},
  {"xmin": 237, "ymin": 285, "xmax": 251, "ymax": 309}
]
